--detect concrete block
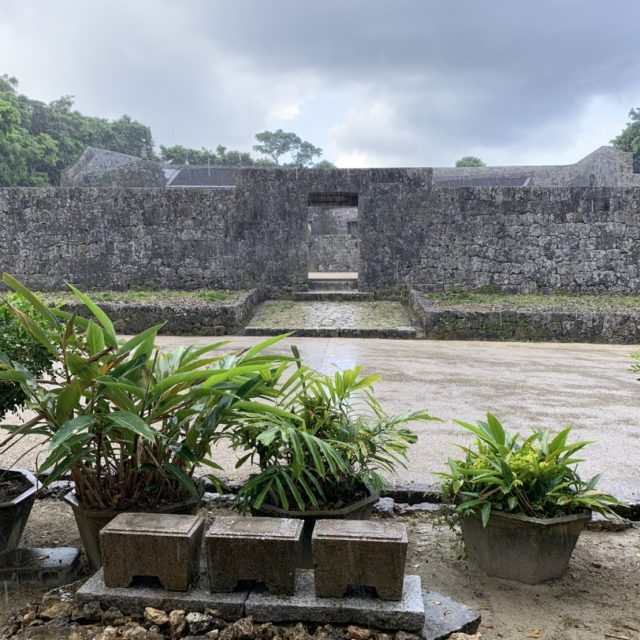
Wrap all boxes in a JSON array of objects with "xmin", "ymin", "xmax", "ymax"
[
  {"xmin": 206, "ymin": 516, "xmax": 303, "ymax": 595},
  {"xmin": 312, "ymin": 520, "xmax": 408, "ymax": 600},
  {"xmin": 245, "ymin": 570, "xmax": 425, "ymax": 632},
  {"xmin": 75, "ymin": 568, "xmax": 248, "ymax": 619},
  {"xmin": 99, "ymin": 513, "xmax": 204, "ymax": 591},
  {"xmin": 421, "ymin": 591, "xmax": 481, "ymax": 640},
  {"xmin": 0, "ymin": 547, "xmax": 81, "ymax": 587}
]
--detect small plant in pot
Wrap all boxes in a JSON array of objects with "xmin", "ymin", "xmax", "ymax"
[
  {"xmin": 0, "ymin": 294, "xmax": 53, "ymax": 552},
  {"xmin": 0, "ymin": 274, "xmax": 288, "ymax": 568},
  {"xmin": 440, "ymin": 412, "xmax": 620, "ymax": 584},
  {"xmin": 225, "ymin": 349, "xmax": 438, "ymax": 566}
]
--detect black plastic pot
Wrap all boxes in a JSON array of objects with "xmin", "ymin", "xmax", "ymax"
[
  {"xmin": 254, "ymin": 489, "xmax": 379, "ymax": 568},
  {"xmin": 0, "ymin": 468, "xmax": 39, "ymax": 554},
  {"xmin": 63, "ymin": 491, "xmax": 201, "ymax": 569},
  {"xmin": 460, "ymin": 509, "xmax": 591, "ymax": 584}
]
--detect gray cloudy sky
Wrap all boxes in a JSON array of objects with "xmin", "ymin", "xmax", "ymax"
[{"xmin": 1, "ymin": 0, "xmax": 639, "ymax": 167}]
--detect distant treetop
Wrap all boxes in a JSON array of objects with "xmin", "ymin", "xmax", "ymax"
[
  {"xmin": 455, "ymin": 156, "xmax": 486, "ymax": 167},
  {"xmin": 611, "ymin": 108, "xmax": 640, "ymax": 172}
]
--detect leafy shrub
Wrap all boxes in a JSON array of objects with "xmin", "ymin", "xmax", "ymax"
[
  {"xmin": 0, "ymin": 294, "xmax": 54, "ymax": 420},
  {"xmin": 0, "ymin": 274, "xmax": 287, "ymax": 510},
  {"xmin": 441, "ymin": 413, "xmax": 620, "ymax": 525},
  {"xmin": 227, "ymin": 348, "xmax": 438, "ymax": 511}
]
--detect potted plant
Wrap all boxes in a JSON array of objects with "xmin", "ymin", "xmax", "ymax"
[
  {"xmin": 0, "ymin": 295, "xmax": 52, "ymax": 553},
  {"xmin": 225, "ymin": 348, "xmax": 438, "ymax": 566},
  {"xmin": 0, "ymin": 274, "xmax": 288, "ymax": 567},
  {"xmin": 0, "ymin": 467, "xmax": 39, "ymax": 553},
  {"xmin": 440, "ymin": 412, "xmax": 620, "ymax": 584}
]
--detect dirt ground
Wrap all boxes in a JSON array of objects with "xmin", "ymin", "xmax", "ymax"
[{"xmin": 1, "ymin": 498, "xmax": 639, "ymax": 639}]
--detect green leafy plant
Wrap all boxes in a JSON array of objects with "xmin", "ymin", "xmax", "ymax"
[
  {"xmin": 227, "ymin": 348, "xmax": 439, "ymax": 512},
  {"xmin": 440, "ymin": 413, "xmax": 620, "ymax": 526},
  {"xmin": 0, "ymin": 273, "xmax": 288, "ymax": 510},
  {"xmin": 0, "ymin": 294, "xmax": 55, "ymax": 421}
]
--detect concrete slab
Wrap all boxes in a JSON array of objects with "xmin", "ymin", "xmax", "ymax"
[
  {"xmin": 75, "ymin": 568, "xmax": 248, "ymax": 619},
  {"xmin": 245, "ymin": 570, "xmax": 425, "ymax": 632},
  {"xmin": 0, "ymin": 547, "xmax": 81, "ymax": 587},
  {"xmin": 421, "ymin": 591, "xmax": 481, "ymax": 640}
]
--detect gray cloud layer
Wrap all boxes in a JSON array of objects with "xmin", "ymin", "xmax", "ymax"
[{"xmin": 2, "ymin": 0, "xmax": 639, "ymax": 166}]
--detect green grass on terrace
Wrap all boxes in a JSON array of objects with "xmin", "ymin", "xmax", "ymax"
[
  {"xmin": 39, "ymin": 289, "xmax": 237, "ymax": 305},
  {"xmin": 424, "ymin": 291, "xmax": 640, "ymax": 311}
]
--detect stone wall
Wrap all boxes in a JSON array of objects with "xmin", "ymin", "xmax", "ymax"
[
  {"xmin": 308, "ymin": 235, "xmax": 359, "ymax": 272},
  {"xmin": 432, "ymin": 146, "xmax": 640, "ymax": 188},
  {"xmin": 2, "ymin": 167, "xmax": 640, "ymax": 295},
  {"xmin": 0, "ymin": 185, "xmax": 305, "ymax": 291},
  {"xmin": 359, "ymin": 186, "xmax": 640, "ymax": 294}
]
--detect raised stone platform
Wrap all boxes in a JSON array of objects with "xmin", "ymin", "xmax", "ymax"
[
  {"xmin": 76, "ymin": 569, "xmax": 480, "ymax": 637},
  {"xmin": 246, "ymin": 570, "xmax": 424, "ymax": 631},
  {"xmin": 245, "ymin": 300, "xmax": 418, "ymax": 339},
  {"xmin": 76, "ymin": 569, "xmax": 247, "ymax": 619}
]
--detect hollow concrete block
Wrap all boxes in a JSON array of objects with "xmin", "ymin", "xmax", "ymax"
[
  {"xmin": 99, "ymin": 513, "xmax": 204, "ymax": 591},
  {"xmin": 312, "ymin": 520, "xmax": 408, "ymax": 600},
  {"xmin": 206, "ymin": 516, "xmax": 303, "ymax": 595}
]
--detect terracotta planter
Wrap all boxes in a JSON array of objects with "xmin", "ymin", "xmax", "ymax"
[
  {"xmin": 63, "ymin": 491, "xmax": 201, "ymax": 569},
  {"xmin": 0, "ymin": 468, "xmax": 39, "ymax": 554},
  {"xmin": 253, "ymin": 489, "xmax": 379, "ymax": 568},
  {"xmin": 460, "ymin": 509, "xmax": 591, "ymax": 584}
]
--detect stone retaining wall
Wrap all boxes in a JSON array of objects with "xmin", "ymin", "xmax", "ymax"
[
  {"xmin": 409, "ymin": 290, "xmax": 640, "ymax": 343},
  {"xmin": 60, "ymin": 289, "xmax": 261, "ymax": 335}
]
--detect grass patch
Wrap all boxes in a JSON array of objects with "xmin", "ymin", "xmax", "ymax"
[
  {"xmin": 40, "ymin": 289, "xmax": 237, "ymax": 305},
  {"xmin": 424, "ymin": 291, "xmax": 640, "ymax": 311}
]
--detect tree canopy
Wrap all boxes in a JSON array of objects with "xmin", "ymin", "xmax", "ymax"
[
  {"xmin": 0, "ymin": 75, "xmax": 331, "ymax": 185},
  {"xmin": 253, "ymin": 129, "xmax": 323, "ymax": 166},
  {"xmin": 611, "ymin": 108, "xmax": 640, "ymax": 172},
  {"xmin": 0, "ymin": 75, "xmax": 155, "ymax": 186},
  {"xmin": 160, "ymin": 144, "xmax": 256, "ymax": 166},
  {"xmin": 455, "ymin": 156, "xmax": 486, "ymax": 167}
]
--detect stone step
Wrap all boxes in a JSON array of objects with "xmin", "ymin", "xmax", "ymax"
[
  {"xmin": 245, "ymin": 326, "xmax": 417, "ymax": 339},
  {"xmin": 293, "ymin": 291, "xmax": 374, "ymax": 301},
  {"xmin": 308, "ymin": 279, "xmax": 358, "ymax": 291}
]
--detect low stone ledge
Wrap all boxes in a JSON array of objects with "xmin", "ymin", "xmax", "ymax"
[
  {"xmin": 76, "ymin": 568, "xmax": 248, "ymax": 619},
  {"xmin": 409, "ymin": 289, "xmax": 640, "ymax": 344},
  {"xmin": 59, "ymin": 288, "xmax": 261, "ymax": 336},
  {"xmin": 245, "ymin": 571, "xmax": 425, "ymax": 632}
]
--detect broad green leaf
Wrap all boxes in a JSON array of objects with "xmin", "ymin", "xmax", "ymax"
[
  {"xmin": 86, "ymin": 320, "xmax": 106, "ymax": 355},
  {"xmin": 68, "ymin": 284, "xmax": 117, "ymax": 347},
  {"xmin": 3, "ymin": 273, "xmax": 58, "ymax": 328},
  {"xmin": 50, "ymin": 415, "xmax": 95, "ymax": 447},
  {"xmin": 55, "ymin": 382, "xmax": 81, "ymax": 425},
  {"xmin": 107, "ymin": 411, "xmax": 156, "ymax": 441}
]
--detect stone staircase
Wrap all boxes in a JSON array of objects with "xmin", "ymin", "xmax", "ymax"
[{"xmin": 293, "ymin": 275, "xmax": 373, "ymax": 301}]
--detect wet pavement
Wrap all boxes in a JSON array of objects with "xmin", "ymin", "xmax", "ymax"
[{"xmin": 2, "ymin": 336, "xmax": 638, "ymax": 503}]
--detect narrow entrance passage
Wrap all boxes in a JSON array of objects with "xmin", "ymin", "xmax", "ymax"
[{"xmin": 307, "ymin": 192, "xmax": 359, "ymax": 279}]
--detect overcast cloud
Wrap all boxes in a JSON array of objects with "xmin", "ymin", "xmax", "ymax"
[{"xmin": 1, "ymin": 0, "xmax": 639, "ymax": 167}]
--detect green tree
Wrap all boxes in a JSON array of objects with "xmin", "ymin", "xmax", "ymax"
[
  {"xmin": 611, "ymin": 108, "xmax": 640, "ymax": 172},
  {"xmin": 160, "ymin": 143, "xmax": 255, "ymax": 166},
  {"xmin": 0, "ymin": 74, "xmax": 156, "ymax": 186},
  {"xmin": 455, "ymin": 156, "xmax": 485, "ymax": 167},
  {"xmin": 253, "ymin": 129, "xmax": 322, "ymax": 167},
  {"xmin": 314, "ymin": 160, "xmax": 336, "ymax": 169}
]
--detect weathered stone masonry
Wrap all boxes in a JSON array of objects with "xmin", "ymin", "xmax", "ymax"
[{"xmin": 1, "ymin": 168, "xmax": 640, "ymax": 294}]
